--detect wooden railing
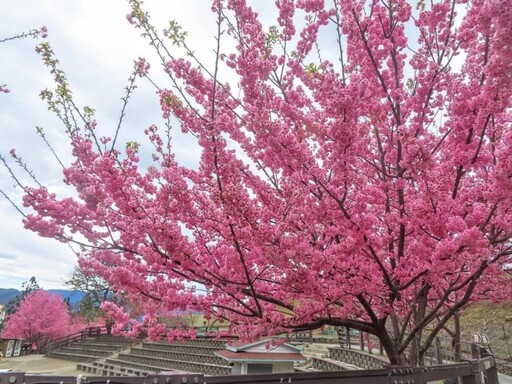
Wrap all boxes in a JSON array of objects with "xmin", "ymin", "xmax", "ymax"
[
  {"xmin": 0, "ymin": 356, "xmax": 501, "ymax": 384},
  {"xmin": 45, "ymin": 327, "xmax": 107, "ymax": 354}
]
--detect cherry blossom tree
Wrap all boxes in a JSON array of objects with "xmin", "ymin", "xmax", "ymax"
[
  {"xmin": 1, "ymin": 290, "xmax": 74, "ymax": 343},
  {"xmin": 2, "ymin": 0, "xmax": 512, "ymax": 365},
  {"xmin": 5, "ymin": 277, "xmax": 40, "ymax": 317}
]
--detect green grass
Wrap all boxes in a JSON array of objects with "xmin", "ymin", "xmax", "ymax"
[{"xmin": 460, "ymin": 301, "xmax": 512, "ymax": 361}]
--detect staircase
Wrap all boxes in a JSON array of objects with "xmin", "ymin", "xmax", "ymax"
[
  {"xmin": 301, "ymin": 343, "xmax": 334, "ymax": 359},
  {"xmin": 77, "ymin": 339, "xmax": 232, "ymax": 376},
  {"xmin": 295, "ymin": 343, "xmax": 387, "ymax": 372},
  {"xmin": 47, "ymin": 334, "xmax": 136, "ymax": 363}
]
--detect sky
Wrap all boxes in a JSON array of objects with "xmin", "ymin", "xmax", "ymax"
[
  {"xmin": 0, "ymin": 1, "xmax": 431, "ymax": 290},
  {"xmin": 0, "ymin": 0, "xmax": 311, "ymax": 291},
  {"xmin": 0, "ymin": 1, "xmax": 220, "ymax": 290}
]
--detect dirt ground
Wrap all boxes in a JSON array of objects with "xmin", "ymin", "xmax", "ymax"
[{"xmin": 0, "ymin": 353, "xmax": 85, "ymax": 376}]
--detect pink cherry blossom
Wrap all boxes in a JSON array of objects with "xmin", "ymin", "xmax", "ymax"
[
  {"xmin": 7, "ymin": 0, "xmax": 512, "ymax": 366},
  {"xmin": 134, "ymin": 57, "xmax": 150, "ymax": 77},
  {"xmin": 2, "ymin": 290, "xmax": 75, "ymax": 343},
  {"xmin": 40, "ymin": 26, "xmax": 48, "ymax": 38}
]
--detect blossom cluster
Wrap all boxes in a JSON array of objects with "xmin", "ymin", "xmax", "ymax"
[{"xmin": 12, "ymin": 0, "xmax": 512, "ymax": 365}]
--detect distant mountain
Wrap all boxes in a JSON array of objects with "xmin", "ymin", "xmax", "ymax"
[
  {"xmin": 48, "ymin": 289, "xmax": 85, "ymax": 307},
  {"xmin": 0, "ymin": 289, "xmax": 19, "ymax": 306},
  {"xmin": 0, "ymin": 288, "xmax": 84, "ymax": 307}
]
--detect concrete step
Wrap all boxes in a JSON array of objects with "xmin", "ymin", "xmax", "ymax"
[
  {"xmin": 128, "ymin": 348, "xmax": 228, "ymax": 366},
  {"xmin": 294, "ymin": 366, "xmax": 321, "ymax": 372},
  {"xmin": 105, "ymin": 356, "xmax": 232, "ymax": 376},
  {"xmin": 312, "ymin": 356, "xmax": 363, "ymax": 372},
  {"xmin": 145, "ymin": 340, "xmax": 227, "ymax": 348},
  {"xmin": 77, "ymin": 361, "xmax": 152, "ymax": 377},
  {"xmin": 141, "ymin": 342, "xmax": 222, "ymax": 355},
  {"xmin": 47, "ymin": 351, "xmax": 100, "ymax": 363},
  {"xmin": 301, "ymin": 343, "xmax": 332, "ymax": 359},
  {"xmin": 114, "ymin": 353, "xmax": 231, "ymax": 371},
  {"xmin": 57, "ymin": 347, "xmax": 114, "ymax": 358}
]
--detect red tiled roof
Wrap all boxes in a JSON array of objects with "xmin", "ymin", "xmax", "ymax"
[{"xmin": 216, "ymin": 350, "xmax": 306, "ymax": 362}]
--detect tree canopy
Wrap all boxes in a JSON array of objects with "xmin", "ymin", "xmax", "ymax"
[
  {"xmin": 2, "ymin": 0, "xmax": 511, "ymax": 365},
  {"xmin": 4, "ymin": 276, "xmax": 40, "ymax": 317},
  {"xmin": 1, "ymin": 290, "xmax": 76, "ymax": 343},
  {"xmin": 66, "ymin": 266, "xmax": 112, "ymax": 321}
]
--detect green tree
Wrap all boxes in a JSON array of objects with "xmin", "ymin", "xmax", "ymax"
[
  {"xmin": 5, "ymin": 277, "xmax": 41, "ymax": 316},
  {"xmin": 65, "ymin": 266, "xmax": 111, "ymax": 321}
]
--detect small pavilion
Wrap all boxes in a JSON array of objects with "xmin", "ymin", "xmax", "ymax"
[{"xmin": 215, "ymin": 338, "xmax": 305, "ymax": 375}]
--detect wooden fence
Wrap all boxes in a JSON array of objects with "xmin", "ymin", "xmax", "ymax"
[
  {"xmin": 45, "ymin": 326, "xmax": 107, "ymax": 354},
  {"xmin": 0, "ymin": 356, "xmax": 500, "ymax": 384}
]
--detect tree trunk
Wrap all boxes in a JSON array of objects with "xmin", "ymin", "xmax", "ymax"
[
  {"xmin": 375, "ymin": 326, "xmax": 405, "ymax": 365},
  {"xmin": 410, "ymin": 332, "xmax": 418, "ymax": 366},
  {"xmin": 453, "ymin": 313, "xmax": 462, "ymax": 362}
]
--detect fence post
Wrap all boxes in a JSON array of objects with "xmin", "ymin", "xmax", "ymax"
[
  {"xmin": 485, "ymin": 363, "xmax": 499, "ymax": 384},
  {"xmin": 462, "ymin": 360, "xmax": 482, "ymax": 384},
  {"xmin": 435, "ymin": 337, "xmax": 443, "ymax": 364},
  {"xmin": 471, "ymin": 343, "xmax": 481, "ymax": 359}
]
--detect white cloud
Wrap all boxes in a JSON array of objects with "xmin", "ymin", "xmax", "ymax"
[
  {"xmin": 1, "ymin": 0, "xmax": 294, "ymax": 290},
  {"xmin": 0, "ymin": 1, "xmax": 218, "ymax": 289},
  {"xmin": 0, "ymin": 202, "xmax": 76, "ymax": 289}
]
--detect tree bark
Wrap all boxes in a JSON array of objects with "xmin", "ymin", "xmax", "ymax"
[{"xmin": 453, "ymin": 313, "xmax": 462, "ymax": 362}]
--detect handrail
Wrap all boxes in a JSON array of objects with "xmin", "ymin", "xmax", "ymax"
[
  {"xmin": 0, "ymin": 357, "xmax": 500, "ymax": 384},
  {"xmin": 46, "ymin": 327, "xmax": 107, "ymax": 354}
]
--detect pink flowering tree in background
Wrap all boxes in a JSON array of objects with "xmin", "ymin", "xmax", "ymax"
[
  {"xmin": 1, "ymin": 0, "xmax": 512, "ymax": 365},
  {"xmin": 1, "ymin": 290, "xmax": 76, "ymax": 344}
]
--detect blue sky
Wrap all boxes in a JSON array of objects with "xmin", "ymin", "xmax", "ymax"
[{"xmin": 0, "ymin": 1, "xmax": 217, "ymax": 289}]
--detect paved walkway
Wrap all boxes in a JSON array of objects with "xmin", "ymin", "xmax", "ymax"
[
  {"xmin": 499, "ymin": 373, "xmax": 512, "ymax": 384},
  {"xmin": 0, "ymin": 354, "xmax": 85, "ymax": 376}
]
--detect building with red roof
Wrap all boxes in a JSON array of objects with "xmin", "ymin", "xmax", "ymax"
[{"xmin": 215, "ymin": 338, "xmax": 305, "ymax": 374}]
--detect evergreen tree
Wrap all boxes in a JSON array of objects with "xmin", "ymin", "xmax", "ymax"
[{"xmin": 5, "ymin": 277, "xmax": 40, "ymax": 316}]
